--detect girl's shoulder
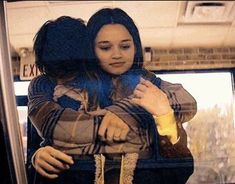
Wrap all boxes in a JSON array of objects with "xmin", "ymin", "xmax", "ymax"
[
  {"xmin": 28, "ymin": 74, "xmax": 55, "ymax": 93},
  {"xmin": 140, "ymin": 69, "xmax": 162, "ymax": 87},
  {"xmin": 30, "ymin": 74, "xmax": 54, "ymax": 85}
]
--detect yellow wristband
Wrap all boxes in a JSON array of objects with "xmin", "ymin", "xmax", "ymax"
[
  {"xmin": 153, "ymin": 110, "xmax": 175, "ymax": 128},
  {"xmin": 153, "ymin": 110, "xmax": 179, "ymax": 144}
]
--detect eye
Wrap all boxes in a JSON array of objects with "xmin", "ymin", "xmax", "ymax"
[
  {"xmin": 99, "ymin": 46, "xmax": 111, "ymax": 51},
  {"xmin": 120, "ymin": 44, "xmax": 131, "ymax": 50}
]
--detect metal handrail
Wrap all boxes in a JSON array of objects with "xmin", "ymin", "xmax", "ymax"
[{"xmin": 0, "ymin": 1, "xmax": 28, "ymax": 184}]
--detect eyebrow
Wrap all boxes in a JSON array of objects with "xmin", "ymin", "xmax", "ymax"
[{"xmin": 96, "ymin": 39, "xmax": 132, "ymax": 44}]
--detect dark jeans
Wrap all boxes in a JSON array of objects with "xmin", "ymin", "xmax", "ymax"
[
  {"xmin": 28, "ymin": 157, "xmax": 192, "ymax": 184},
  {"xmin": 28, "ymin": 167, "xmax": 94, "ymax": 184},
  {"xmin": 104, "ymin": 167, "xmax": 192, "ymax": 184}
]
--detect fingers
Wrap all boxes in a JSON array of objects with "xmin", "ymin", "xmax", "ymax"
[
  {"xmin": 43, "ymin": 154, "xmax": 70, "ymax": 170},
  {"xmin": 88, "ymin": 109, "xmax": 107, "ymax": 116},
  {"xmin": 52, "ymin": 148, "xmax": 74, "ymax": 165},
  {"xmin": 119, "ymin": 128, "xmax": 129, "ymax": 141},
  {"xmin": 130, "ymin": 98, "xmax": 141, "ymax": 106},
  {"xmin": 107, "ymin": 128, "xmax": 123, "ymax": 142},
  {"xmin": 98, "ymin": 115, "xmax": 109, "ymax": 140},
  {"xmin": 53, "ymin": 85, "xmax": 64, "ymax": 96},
  {"xmin": 133, "ymin": 89, "xmax": 144, "ymax": 98},
  {"xmin": 34, "ymin": 146, "xmax": 74, "ymax": 179},
  {"xmin": 106, "ymin": 126, "xmax": 115, "ymax": 142},
  {"xmin": 54, "ymin": 85, "xmax": 63, "ymax": 90},
  {"xmin": 113, "ymin": 128, "xmax": 122, "ymax": 141},
  {"xmin": 98, "ymin": 109, "xmax": 108, "ymax": 115},
  {"xmin": 98, "ymin": 111, "xmax": 130, "ymax": 142},
  {"xmin": 53, "ymin": 85, "xmax": 71, "ymax": 97},
  {"xmin": 134, "ymin": 78, "xmax": 158, "ymax": 98},
  {"xmin": 135, "ymin": 83, "xmax": 147, "ymax": 92},
  {"xmin": 107, "ymin": 122, "xmax": 129, "ymax": 142},
  {"xmin": 140, "ymin": 77, "xmax": 155, "ymax": 88},
  {"xmin": 36, "ymin": 166, "xmax": 59, "ymax": 179},
  {"xmin": 107, "ymin": 127, "xmax": 128, "ymax": 142},
  {"xmin": 36, "ymin": 159, "xmax": 61, "ymax": 174}
]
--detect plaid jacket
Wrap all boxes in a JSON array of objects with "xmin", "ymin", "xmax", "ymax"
[{"xmin": 28, "ymin": 70, "xmax": 196, "ymax": 159}]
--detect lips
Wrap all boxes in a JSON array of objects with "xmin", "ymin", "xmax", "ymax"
[{"xmin": 109, "ymin": 62, "xmax": 125, "ymax": 67}]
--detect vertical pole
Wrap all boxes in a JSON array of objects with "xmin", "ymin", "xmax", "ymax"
[{"xmin": 0, "ymin": 1, "xmax": 28, "ymax": 184}]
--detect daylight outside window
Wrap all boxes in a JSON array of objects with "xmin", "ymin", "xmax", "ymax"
[{"xmin": 157, "ymin": 72, "xmax": 235, "ymax": 183}]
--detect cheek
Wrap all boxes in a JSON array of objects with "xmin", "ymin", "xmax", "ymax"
[
  {"xmin": 95, "ymin": 49, "xmax": 105, "ymax": 64},
  {"xmin": 126, "ymin": 50, "xmax": 135, "ymax": 65},
  {"xmin": 98, "ymin": 56, "xmax": 106, "ymax": 65},
  {"xmin": 96, "ymin": 53, "xmax": 111, "ymax": 69}
]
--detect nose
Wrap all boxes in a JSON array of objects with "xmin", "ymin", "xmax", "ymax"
[{"xmin": 112, "ymin": 47, "xmax": 122, "ymax": 59}]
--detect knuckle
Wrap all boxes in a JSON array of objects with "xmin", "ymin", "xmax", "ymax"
[
  {"xmin": 40, "ymin": 152, "xmax": 46, "ymax": 158},
  {"xmin": 162, "ymin": 92, "xmax": 168, "ymax": 98},
  {"xmin": 45, "ymin": 146, "xmax": 52, "ymax": 151},
  {"xmin": 136, "ymin": 84, "xmax": 141, "ymax": 89}
]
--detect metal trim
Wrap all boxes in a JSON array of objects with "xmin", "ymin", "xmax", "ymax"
[{"xmin": 0, "ymin": 1, "xmax": 27, "ymax": 184}]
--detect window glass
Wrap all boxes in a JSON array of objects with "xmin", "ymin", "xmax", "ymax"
[
  {"xmin": 157, "ymin": 72, "xmax": 235, "ymax": 183},
  {"xmin": 14, "ymin": 81, "xmax": 29, "ymax": 160},
  {"xmin": 14, "ymin": 81, "xmax": 30, "ymax": 96},
  {"xmin": 13, "ymin": 72, "xmax": 235, "ymax": 183}
]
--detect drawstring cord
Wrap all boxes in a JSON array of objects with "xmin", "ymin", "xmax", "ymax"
[{"xmin": 95, "ymin": 153, "xmax": 138, "ymax": 184}]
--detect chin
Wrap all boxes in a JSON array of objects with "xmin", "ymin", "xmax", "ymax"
[{"xmin": 109, "ymin": 70, "xmax": 127, "ymax": 76}]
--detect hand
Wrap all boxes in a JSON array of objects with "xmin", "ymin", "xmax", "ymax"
[
  {"xmin": 131, "ymin": 77, "xmax": 172, "ymax": 116},
  {"xmin": 98, "ymin": 111, "xmax": 130, "ymax": 143},
  {"xmin": 34, "ymin": 146, "xmax": 74, "ymax": 179},
  {"xmin": 87, "ymin": 109, "xmax": 107, "ymax": 116},
  {"xmin": 53, "ymin": 85, "xmax": 71, "ymax": 101}
]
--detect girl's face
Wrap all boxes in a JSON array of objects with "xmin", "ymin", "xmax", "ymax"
[{"xmin": 95, "ymin": 24, "xmax": 135, "ymax": 76}]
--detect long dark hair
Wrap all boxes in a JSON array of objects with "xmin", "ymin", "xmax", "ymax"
[{"xmin": 87, "ymin": 8, "xmax": 145, "ymax": 107}]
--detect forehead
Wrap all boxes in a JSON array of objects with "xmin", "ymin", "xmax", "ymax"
[{"xmin": 96, "ymin": 24, "xmax": 133, "ymax": 41}]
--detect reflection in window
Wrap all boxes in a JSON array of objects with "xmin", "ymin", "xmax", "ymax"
[
  {"xmin": 14, "ymin": 81, "xmax": 29, "ymax": 161},
  {"xmin": 157, "ymin": 72, "xmax": 234, "ymax": 184},
  {"xmin": 17, "ymin": 106, "xmax": 27, "ymax": 160}
]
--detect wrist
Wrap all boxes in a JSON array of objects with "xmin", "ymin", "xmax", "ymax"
[
  {"xmin": 152, "ymin": 109, "xmax": 175, "ymax": 128},
  {"xmin": 152, "ymin": 107, "xmax": 173, "ymax": 117},
  {"xmin": 153, "ymin": 110, "xmax": 179, "ymax": 144},
  {"xmin": 31, "ymin": 147, "xmax": 45, "ymax": 168}
]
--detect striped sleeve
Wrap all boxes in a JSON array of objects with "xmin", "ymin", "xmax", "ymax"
[
  {"xmin": 159, "ymin": 80, "xmax": 197, "ymax": 123},
  {"xmin": 28, "ymin": 75, "xmax": 97, "ymax": 146},
  {"xmin": 141, "ymin": 69, "xmax": 197, "ymax": 124},
  {"xmin": 105, "ymin": 98, "xmax": 152, "ymax": 129},
  {"xmin": 106, "ymin": 70, "xmax": 197, "ymax": 128}
]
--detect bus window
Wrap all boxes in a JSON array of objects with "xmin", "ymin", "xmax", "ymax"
[
  {"xmin": 14, "ymin": 81, "xmax": 29, "ymax": 159},
  {"xmin": 157, "ymin": 72, "xmax": 235, "ymax": 183}
]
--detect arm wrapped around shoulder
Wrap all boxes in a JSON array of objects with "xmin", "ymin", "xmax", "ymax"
[
  {"xmin": 139, "ymin": 70, "xmax": 197, "ymax": 124},
  {"xmin": 160, "ymin": 80, "xmax": 197, "ymax": 123}
]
